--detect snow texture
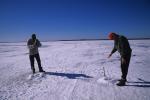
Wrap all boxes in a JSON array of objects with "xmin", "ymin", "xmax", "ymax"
[{"xmin": 0, "ymin": 40, "xmax": 150, "ymax": 100}]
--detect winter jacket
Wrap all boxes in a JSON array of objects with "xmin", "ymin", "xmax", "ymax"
[
  {"xmin": 27, "ymin": 39, "xmax": 41, "ymax": 55},
  {"xmin": 111, "ymin": 35, "xmax": 132, "ymax": 57}
]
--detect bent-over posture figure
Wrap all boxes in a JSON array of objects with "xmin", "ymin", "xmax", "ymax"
[{"xmin": 108, "ymin": 32, "xmax": 132, "ymax": 86}]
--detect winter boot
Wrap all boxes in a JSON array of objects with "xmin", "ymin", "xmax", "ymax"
[
  {"xmin": 39, "ymin": 66, "xmax": 45, "ymax": 73},
  {"xmin": 118, "ymin": 78, "xmax": 127, "ymax": 82},
  {"xmin": 39, "ymin": 69, "xmax": 45, "ymax": 73},
  {"xmin": 116, "ymin": 79, "xmax": 126, "ymax": 86}
]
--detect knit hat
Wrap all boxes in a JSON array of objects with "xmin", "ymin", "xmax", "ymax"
[{"xmin": 108, "ymin": 32, "xmax": 116, "ymax": 40}]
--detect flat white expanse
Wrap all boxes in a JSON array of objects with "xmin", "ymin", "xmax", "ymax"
[{"xmin": 0, "ymin": 40, "xmax": 150, "ymax": 100}]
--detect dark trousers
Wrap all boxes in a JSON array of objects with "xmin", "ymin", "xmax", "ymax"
[
  {"xmin": 29, "ymin": 53, "xmax": 43, "ymax": 73},
  {"xmin": 121, "ymin": 52, "xmax": 131, "ymax": 81}
]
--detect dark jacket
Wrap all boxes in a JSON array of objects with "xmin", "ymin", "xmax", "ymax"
[
  {"xmin": 27, "ymin": 39, "xmax": 41, "ymax": 55},
  {"xmin": 111, "ymin": 35, "xmax": 132, "ymax": 57}
]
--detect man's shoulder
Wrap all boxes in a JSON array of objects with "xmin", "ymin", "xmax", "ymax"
[
  {"xmin": 119, "ymin": 35, "xmax": 125, "ymax": 38},
  {"xmin": 36, "ymin": 39, "xmax": 40, "ymax": 41},
  {"xmin": 27, "ymin": 39, "xmax": 33, "ymax": 44},
  {"xmin": 119, "ymin": 35, "xmax": 127, "ymax": 40},
  {"xmin": 28, "ymin": 38, "xmax": 32, "ymax": 42}
]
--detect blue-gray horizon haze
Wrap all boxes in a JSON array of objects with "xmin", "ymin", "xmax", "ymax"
[{"xmin": 0, "ymin": 0, "xmax": 150, "ymax": 42}]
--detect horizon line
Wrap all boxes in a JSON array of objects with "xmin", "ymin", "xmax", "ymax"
[{"xmin": 0, "ymin": 37, "xmax": 150, "ymax": 43}]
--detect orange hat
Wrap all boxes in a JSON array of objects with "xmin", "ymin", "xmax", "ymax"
[{"xmin": 108, "ymin": 32, "xmax": 115, "ymax": 40}]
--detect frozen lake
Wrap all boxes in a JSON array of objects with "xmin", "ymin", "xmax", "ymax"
[{"xmin": 0, "ymin": 40, "xmax": 150, "ymax": 100}]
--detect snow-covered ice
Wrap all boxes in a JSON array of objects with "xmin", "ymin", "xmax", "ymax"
[{"xmin": 0, "ymin": 40, "xmax": 150, "ymax": 100}]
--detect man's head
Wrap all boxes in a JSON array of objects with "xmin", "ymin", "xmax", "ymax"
[
  {"xmin": 32, "ymin": 34, "xmax": 36, "ymax": 40},
  {"xmin": 108, "ymin": 32, "xmax": 118, "ymax": 40}
]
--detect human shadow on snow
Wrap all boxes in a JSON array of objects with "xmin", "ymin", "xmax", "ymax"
[
  {"xmin": 126, "ymin": 78, "xmax": 150, "ymax": 88},
  {"xmin": 45, "ymin": 72, "xmax": 93, "ymax": 79}
]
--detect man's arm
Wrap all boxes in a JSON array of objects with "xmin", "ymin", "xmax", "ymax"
[
  {"xmin": 111, "ymin": 46, "xmax": 117, "ymax": 54},
  {"xmin": 27, "ymin": 39, "xmax": 35, "ymax": 49},
  {"xmin": 27, "ymin": 39, "xmax": 30, "ymax": 46},
  {"xmin": 36, "ymin": 39, "xmax": 42, "ymax": 47},
  {"xmin": 27, "ymin": 39, "xmax": 31, "ymax": 49},
  {"xmin": 108, "ymin": 43, "xmax": 117, "ymax": 58}
]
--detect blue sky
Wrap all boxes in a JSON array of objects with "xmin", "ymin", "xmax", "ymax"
[{"xmin": 0, "ymin": 0, "xmax": 150, "ymax": 42}]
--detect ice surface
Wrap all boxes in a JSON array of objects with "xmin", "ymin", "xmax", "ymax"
[{"xmin": 0, "ymin": 40, "xmax": 150, "ymax": 100}]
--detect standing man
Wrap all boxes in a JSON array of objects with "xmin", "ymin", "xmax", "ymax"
[
  {"xmin": 108, "ymin": 32, "xmax": 132, "ymax": 86},
  {"xmin": 27, "ymin": 34, "xmax": 45, "ymax": 74}
]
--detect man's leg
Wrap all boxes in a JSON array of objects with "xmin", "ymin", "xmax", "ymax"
[
  {"xmin": 29, "ymin": 55, "xmax": 35, "ymax": 73},
  {"xmin": 35, "ymin": 53, "xmax": 44, "ymax": 72},
  {"xmin": 117, "ymin": 53, "xmax": 131, "ymax": 86},
  {"xmin": 121, "ymin": 53, "xmax": 131, "ymax": 81}
]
